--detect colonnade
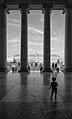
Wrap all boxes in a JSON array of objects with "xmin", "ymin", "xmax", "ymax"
[{"xmin": 0, "ymin": 4, "xmax": 72, "ymax": 72}]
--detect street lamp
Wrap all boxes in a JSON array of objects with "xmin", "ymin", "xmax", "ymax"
[{"xmin": 35, "ymin": 52, "xmax": 38, "ymax": 63}]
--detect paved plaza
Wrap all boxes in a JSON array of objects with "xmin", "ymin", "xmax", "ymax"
[{"xmin": 0, "ymin": 70, "xmax": 72, "ymax": 119}]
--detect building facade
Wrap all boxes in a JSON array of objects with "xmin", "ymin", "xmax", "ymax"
[{"xmin": 12, "ymin": 53, "xmax": 60, "ymax": 65}]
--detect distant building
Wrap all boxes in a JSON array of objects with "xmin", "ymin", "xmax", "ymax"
[
  {"xmin": 28, "ymin": 53, "xmax": 43, "ymax": 63},
  {"xmin": 51, "ymin": 54, "xmax": 60, "ymax": 64},
  {"xmin": 8, "ymin": 53, "xmax": 60, "ymax": 65}
]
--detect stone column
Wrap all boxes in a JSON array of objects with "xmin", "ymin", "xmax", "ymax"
[
  {"xmin": 19, "ymin": 5, "xmax": 28, "ymax": 72},
  {"xmin": 0, "ymin": 5, "xmax": 7, "ymax": 72},
  {"xmin": 43, "ymin": 5, "xmax": 52, "ymax": 72},
  {"xmin": 65, "ymin": 6, "xmax": 72, "ymax": 72}
]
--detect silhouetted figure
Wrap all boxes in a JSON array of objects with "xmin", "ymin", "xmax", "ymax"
[
  {"xmin": 52, "ymin": 63, "xmax": 54, "ymax": 70},
  {"xmin": 40, "ymin": 65, "xmax": 43, "ymax": 72},
  {"xmin": 55, "ymin": 63, "xmax": 57, "ymax": 70},
  {"xmin": 56, "ymin": 63, "xmax": 60, "ymax": 72},
  {"xmin": 49, "ymin": 77, "xmax": 58, "ymax": 102},
  {"xmin": 13, "ymin": 58, "xmax": 16, "ymax": 63},
  {"xmin": 31, "ymin": 63, "xmax": 33, "ymax": 66},
  {"xmin": 56, "ymin": 67, "xmax": 59, "ymax": 72},
  {"xmin": 15, "ymin": 67, "xmax": 17, "ymax": 72},
  {"xmin": 35, "ymin": 63, "xmax": 37, "ymax": 67},
  {"xmin": 28, "ymin": 65, "xmax": 30, "ymax": 72},
  {"xmin": 18, "ymin": 62, "xmax": 20, "ymax": 66},
  {"xmin": 12, "ymin": 64, "xmax": 15, "ymax": 72},
  {"xmin": 57, "ymin": 59, "xmax": 59, "ymax": 64}
]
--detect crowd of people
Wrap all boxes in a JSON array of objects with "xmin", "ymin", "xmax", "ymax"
[
  {"xmin": 7, "ymin": 58, "xmax": 60, "ymax": 73},
  {"xmin": 52, "ymin": 62, "xmax": 60, "ymax": 72}
]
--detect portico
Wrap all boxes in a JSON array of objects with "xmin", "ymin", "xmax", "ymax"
[{"xmin": 0, "ymin": 0, "xmax": 72, "ymax": 72}]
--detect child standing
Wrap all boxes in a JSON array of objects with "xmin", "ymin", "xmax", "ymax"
[{"xmin": 49, "ymin": 77, "xmax": 58, "ymax": 102}]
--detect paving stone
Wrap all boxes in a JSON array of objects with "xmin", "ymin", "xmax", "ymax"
[{"xmin": 0, "ymin": 71, "xmax": 72, "ymax": 119}]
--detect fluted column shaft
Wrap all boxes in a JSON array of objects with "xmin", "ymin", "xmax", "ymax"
[
  {"xmin": 19, "ymin": 5, "xmax": 28, "ymax": 72},
  {"xmin": 65, "ymin": 6, "xmax": 72, "ymax": 72},
  {"xmin": 0, "ymin": 5, "xmax": 7, "ymax": 72},
  {"xmin": 43, "ymin": 5, "xmax": 52, "ymax": 72}
]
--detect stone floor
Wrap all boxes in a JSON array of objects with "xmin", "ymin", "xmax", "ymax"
[{"xmin": 0, "ymin": 70, "xmax": 72, "ymax": 119}]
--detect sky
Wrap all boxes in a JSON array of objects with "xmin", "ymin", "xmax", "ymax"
[{"xmin": 7, "ymin": 10, "xmax": 65, "ymax": 62}]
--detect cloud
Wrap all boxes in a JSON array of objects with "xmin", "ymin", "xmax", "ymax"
[
  {"xmin": 8, "ymin": 43, "xmax": 20, "ymax": 49},
  {"xmin": 8, "ymin": 18, "xmax": 21, "ymax": 24},
  {"xmin": 33, "ymin": 28, "xmax": 43, "ymax": 34},
  {"xmin": 51, "ymin": 23, "xmax": 57, "ymax": 36},
  {"xmin": 51, "ymin": 47, "xmax": 55, "ymax": 54},
  {"xmin": 28, "ymin": 48, "xmax": 34, "ymax": 54},
  {"xmin": 28, "ymin": 35, "xmax": 43, "ymax": 45},
  {"xmin": 28, "ymin": 27, "xmax": 43, "ymax": 35},
  {"xmin": 28, "ymin": 41, "xmax": 43, "ymax": 46},
  {"xmin": 7, "ymin": 22, "xmax": 20, "ymax": 27},
  {"xmin": 51, "ymin": 37, "xmax": 58, "ymax": 41},
  {"xmin": 51, "ymin": 12, "xmax": 65, "ymax": 43},
  {"xmin": 29, "ymin": 36, "xmax": 43, "ymax": 41},
  {"xmin": 8, "ymin": 38, "xmax": 20, "ymax": 44},
  {"xmin": 51, "ymin": 24, "xmax": 65, "ymax": 43},
  {"xmin": 39, "ymin": 18, "xmax": 44, "ymax": 22},
  {"xmin": 28, "ymin": 48, "xmax": 33, "ymax": 51},
  {"xmin": 7, "ymin": 18, "xmax": 21, "ymax": 27},
  {"xmin": 8, "ymin": 18, "xmax": 20, "ymax": 23}
]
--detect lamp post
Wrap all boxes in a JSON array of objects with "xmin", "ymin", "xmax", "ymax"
[{"xmin": 36, "ymin": 52, "xmax": 38, "ymax": 63}]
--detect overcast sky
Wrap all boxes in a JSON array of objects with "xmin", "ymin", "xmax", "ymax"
[{"xmin": 7, "ymin": 10, "xmax": 65, "ymax": 62}]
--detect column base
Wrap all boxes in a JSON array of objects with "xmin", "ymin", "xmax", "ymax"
[
  {"xmin": 43, "ymin": 68, "xmax": 53, "ymax": 73},
  {"xmin": 64, "ymin": 67, "xmax": 72, "ymax": 72},
  {"xmin": 18, "ymin": 67, "xmax": 28, "ymax": 73},
  {"xmin": 0, "ymin": 68, "xmax": 8, "ymax": 72}
]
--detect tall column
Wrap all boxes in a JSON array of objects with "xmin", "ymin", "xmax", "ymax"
[
  {"xmin": 43, "ymin": 5, "xmax": 52, "ymax": 72},
  {"xmin": 65, "ymin": 6, "xmax": 72, "ymax": 72},
  {"xmin": 0, "ymin": 5, "xmax": 7, "ymax": 72},
  {"xmin": 19, "ymin": 5, "xmax": 28, "ymax": 72}
]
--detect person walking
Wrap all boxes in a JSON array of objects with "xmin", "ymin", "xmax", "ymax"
[{"xmin": 49, "ymin": 77, "xmax": 58, "ymax": 102}]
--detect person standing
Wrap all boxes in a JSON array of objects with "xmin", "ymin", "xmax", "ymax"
[{"xmin": 49, "ymin": 77, "xmax": 58, "ymax": 102}]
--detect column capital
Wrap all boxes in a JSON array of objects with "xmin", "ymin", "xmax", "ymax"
[
  {"xmin": 0, "ymin": 4, "xmax": 10, "ymax": 14},
  {"xmin": 62, "ymin": 5, "xmax": 72, "ymax": 14},
  {"xmin": 62, "ymin": 7, "xmax": 66, "ymax": 14},
  {"xmin": 19, "ymin": 4, "xmax": 29, "ymax": 14},
  {"xmin": 42, "ymin": 4, "xmax": 53, "ymax": 14},
  {"xmin": 0, "ymin": 4, "xmax": 6, "ymax": 10},
  {"xmin": 6, "ymin": 7, "xmax": 10, "ymax": 14},
  {"xmin": 65, "ymin": 5, "xmax": 72, "ymax": 10}
]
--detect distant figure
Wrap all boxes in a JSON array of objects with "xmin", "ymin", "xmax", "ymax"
[
  {"xmin": 40, "ymin": 65, "xmax": 43, "ymax": 72},
  {"xmin": 12, "ymin": 64, "xmax": 15, "ymax": 72},
  {"xmin": 31, "ymin": 63, "xmax": 33, "ymax": 66},
  {"xmin": 35, "ymin": 63, "xmax": 37, "ymax": 67},
  {"xmin": 56, "ymin": 63, "xmax": 60, "ymax": 72},
  {"xmin": 49, "ymin": 77, "xmax": 58, "ymax": 102},
  {"xmin": 13, "ymin": 58, "xmax": 16, "ymax": 63},
  {"xmin": 55, "ymin": 63, "xmax": 57, "ymax": 70},
  {"xmin": 18, "ymin": 62, "xmax": 20, "ymax": 66},
  {"xmin": 52, "ymin": 63, "xmax": 54, "ymax": 70},
  {"xmin": 28, "ymin": 65, "xmax": 30, "ymax": 72},
  {"xmin": 56, "ymin": 67, "xmax": 59, "ymax": 72},
  {"xmin": 57, "ymin": 59, "xmax": 59, "ymax": 64}
]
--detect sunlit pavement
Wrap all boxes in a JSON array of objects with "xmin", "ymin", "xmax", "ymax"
[{"xmin": 0, "ymin": 70, "xmax": 72, "ymax": 119}]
